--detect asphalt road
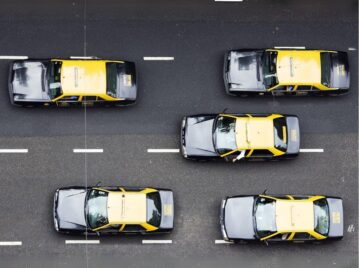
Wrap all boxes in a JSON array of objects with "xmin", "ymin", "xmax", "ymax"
[{"xmin": 0, "ymin": 0, "xmax": 357, "ymax": 267}]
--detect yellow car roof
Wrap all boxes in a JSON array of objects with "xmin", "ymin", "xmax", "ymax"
[
  {"xmin": 60, "ymin": 60, "xmax": 107, "ymax": 95},
  {"xmin": 276, "ymin": 50, "xmax": 321, "ymax": 85},
  {"xmin": 235, "ymin": 117, "xmax": 274, "ymax": 150},
  {"xmin": 276, "ymin": 200, "xmax": 314, "ymax": 232},
  {"xmin": 107, "ymin": 192, "xmax": 147, "ymax": 224}
]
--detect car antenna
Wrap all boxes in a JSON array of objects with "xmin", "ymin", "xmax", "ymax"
[
  {"xmin": 96, "ymin": 181, "xmax": 102, "ymax": 187},
  {"xmin": 222, "ymin": 108, "xmax": 228, "ymax": 113},
  {"xmin": 262, "ymin": 189, "xmax": 267, "ymax": 195}
]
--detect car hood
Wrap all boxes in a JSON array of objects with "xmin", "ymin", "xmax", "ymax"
[
  {"xmin": 56, "ymin": 188, "xmax": 87, "ymax": 230},
  {"xmin": 227, "ymin": 51, "xmax": 265, "ymax": 91},
  {"xmin": 327, "ymin": 198, "xmax": 344, "ymax": 238},
  {"xmin": 184, "ymin": 116, "xmax": 217, "ymax": 156},
  {"xmin": 11, "ymin": 61, "xmax": 50, "ymax": 101},
  {"xmin": 159, "ymin": 190, "xmax": 174, "ymax": 230},
  {"xmin": 330, "ymin": 52, "xmax": 350, "ymax": 89},
  {"xmin": 224, "ymin": 197, "xmax": 256, "ymax": 240},
  {"xmin": 285, "ymin": 116, "xmax": 300, "ymax": 155}
]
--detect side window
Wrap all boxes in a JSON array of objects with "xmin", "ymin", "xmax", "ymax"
[
  {"xmin": 58, "ymin": 96, "xmax": 79, "ymax": 102},
  {"xmin": 268, "ymin": 232, "xmax": 291, "ymax": 241},
  {"xmin": 83, "ymin": 96, "xmax": 98, "ymax": 102},
  {"xmin": 293, "ymin": 233, "xmax": 312, "ymax": 240},
  {"xmin": 251, "ymin": 150, "xmax": 272, "ymax": 157},
  {"xmin": 102, "ymin": 224, "xmax": 121, "ymax": 233},
  {"xmin": 297, "ymin": 86, "xmax": 312, "ymax": 91},
  {"xmin": 122, "ymin": 225, "xmax": 146, "ymax": 233}
]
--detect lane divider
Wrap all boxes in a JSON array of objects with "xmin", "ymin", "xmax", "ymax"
[
  {"xmin": 73, "ymin": 149, "xmax": 103, "ymax": 153},
  {"xmin": 215, "ymin": 240, "xmax": 234, "ymax": 244},
  {"xmin": 143, "ymin": 57, "xmax": 174, "ymax": 61},
  {"xmin": 65, "ymin": 240, "xmax": 100, "ymax": 244},
  {"xmin": 299, "ymin": 149, "xmax": 324, "ymax": 153},
  {"xmin": 142, "ymin": 240, "xmax": 172, "ymax": 244},
  {"xmin": 147, "ymin": 149, "xmax": 180, "ymax": 153},
  {"xmin": 0, "ymin": 149, "xmax": 28, "ymax": 153},
  {"xmin": 0, "ymin": 56, "xmax": 28, "ymax": 60},
  {"xmin": 0, "ymin": 241, "xmax": 22, "ymax": 246},
  {"xmin": 148, "ymin": 148, "xmax": 323, "ymax": 153}
]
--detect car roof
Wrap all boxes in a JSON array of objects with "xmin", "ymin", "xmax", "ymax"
[
  {"xmin": 107, "ymin": 191, "xmax": 147, "ymax": 224},
  {"xmin": 235, "ymin": 117, "xmax": 274, "ymax": 150},
  {"xmin": 59, "ymin": 60, "xmax": 107, "ymax": 95},
  {"xmin": 275, "ymin": 50, "xmax": 321, "ymax": 85},
  {"xmin": 276, "ymin": 199, "xmax": 314, "ymax": 232}
]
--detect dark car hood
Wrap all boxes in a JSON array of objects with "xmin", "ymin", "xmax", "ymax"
[
  {"xmin": 224, "ymin": 197, "xmax": 256, "ymax": 240},
  {"xmin": 227, "ymin": 51, "xmax": 265, "ymax": 91},
  {"xmin": 185, "ymin": 116, "xmax": 217, "ymax": 157},
  {"xmin": 56, "ymin": 189, "xmax": 87, "ymax": 230},
  {"xmin": 159, "ymin": 190, "xmax": 174, "ymax": 230},
  {"xmin": 285, "ymin": 116, "xmax": 300, "ymax": 155},
  {"xmin": 11, "ymin": 61, "xmax": 50, "ymax": 101},
  {"xmin": 330, "ymin": 52, "xmax": 350, "ymax": 89},
  {"xmin": 327, "ymin": 198, "xmax": 344, "ymax": 238}
]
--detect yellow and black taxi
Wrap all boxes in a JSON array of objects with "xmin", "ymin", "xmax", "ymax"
[
  {"xmin": 224, "ymin": 48, "xmax": 350, "ymax": 96},
  {"xmin": 180, "ymin": 113, "xmax": 300, "ymax": 161},
  {"xmin": 53, "ymin": 186, "xmax": 174, "ymax": 235},
  {"xmin": 9, "ymin": 58, "xmax": 137, "ymax": 107},
  {"xmin": 220, "ymin": 193, "xmax": 344, "ymax": 243}
]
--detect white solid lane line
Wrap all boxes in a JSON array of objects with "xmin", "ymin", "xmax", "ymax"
[
  {"xmin": 73, "ymin": 149, "xmax": 103, "ymax": 153},
  {"xmin": 0, "ymin": 149, "xmax": 28, "ymax": 153},
  {"xmin": 142, "ymin": 240, "xmax": 172, "ymax": 244},
  {"xmin": 0, "ymin": 241, "xmax": 22, "ymax": 246},
  {"xmin": 143, "ymin": 57, "xmax": 174, "ymax": 61},
  {"xmin": 147, "ymin": 149, "xmax": 180, "ymax": 153},
  {"xmin": 299, "ymin": 149, "xmax": 324, "ymax": 153},
  {"xmin": 214, "ymin": 0, "xmax": 243, "ymax": 2},
  {"xmin": 148, "ymin": 148, "xmax": 323, "ymax": 153},
  {"xmin": 274, "ymin": 46, "xmax": 306, "ymax": 49},
  {"xmin": 65, "ymin": 240, "xmax": 100, "ymax": 244},
  {"xmin": 0, "ymin": 56, "xmax": 28, "ymax": 60},
  {"xmin": 215, "ymin": 240, "xmax": 234, "ymax": 244}
]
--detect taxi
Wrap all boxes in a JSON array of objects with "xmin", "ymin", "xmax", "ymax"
[
  {"xmin": 180, "ymin": 113, "xmax": 300, "ymax": 161},
  {"xmin": 53, "ymin": 185, "xmax": 174, "ymax": 235},
  {"xmin": 220, "ymin": 193, "xmax": 344, "ymax": 243},
  {"xmin": 224, "ymin": 48, "xmax": 350, "ymax": 96},
  {"xmin": 9, "ymin": 58, "xmax": 137, "ymax": 107}
]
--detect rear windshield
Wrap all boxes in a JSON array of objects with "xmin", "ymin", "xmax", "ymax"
[
  {"xmin": 262, "ymin": 51, "xmax": 279, "ymax": 89},
  {"xmin": 320, "ymin": 52, "xmax": 331, "ymax": 87},
  {"xmin": 273, "ymin": 117, "xmax": 287, "ymax": 151},
  {"xmin": 146, "ymin": 192, "xmax": 162, "ymax": 227}
]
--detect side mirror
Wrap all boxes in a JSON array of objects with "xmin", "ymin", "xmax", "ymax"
[
  {"xmin": 96, "ymin": 231, "xmax": 100, "ymax": 237},
  {"xmin": 232, "ymin": 150, "xmax": 245, "ymax": 163}
]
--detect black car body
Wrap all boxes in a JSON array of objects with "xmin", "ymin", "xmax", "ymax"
[{"xmin": 53, "ymin": 186, "xmax": 174, "ymax": 235}]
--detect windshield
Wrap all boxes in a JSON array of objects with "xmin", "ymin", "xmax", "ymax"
[
  {"xmin": 262, "ymin": 51, "xmax": 278, "ymax": 89},
  {"xmin": 106, "ymin": 63, "xmax": 118, "ymax": 98},
  {"xmin": 146, "ymin": 192, "xmax": 162, "ymax": 227},
  {"xmin": 86, "ymin": 189, "xmax": 109, "ymax": 229},
  {"xmin": 254, "ymin": 197, "xmax": 277, "ymax": 238},
  {"xmin": 314, "ymin": 199, "xmax": 329, "ymax": 236},
  {"xmin": 320, "ymin": 52, "xmax": 331, "ymax": 87},
  {"xmin": 273, "ymin": 117, "xmax": 288, "ymax": 151},
  {"xmin": 213, "ymin": 116, "xmax": 237, "ymax": 155},
  {"xmin": 47, "ymin": 61, "xmax": 63, "ymax": 99}
]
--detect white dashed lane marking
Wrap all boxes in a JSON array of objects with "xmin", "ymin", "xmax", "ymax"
[
  {"xmin": 215, "ymin": 240, "xmax": 234, "ymax": 244},
  {"xmin": 0, "ymin": 56, "xmax": 28, "ymax": 60},
  {"xmin": 143, "ymin": 57, "xmax": 174, "ymax": 61},
  {"xmin": 299, "ymin": 149, "xmax": 324, "ymax": 153},
  {"xmin": 65, "ymin": 240, "xmax": 100, "ymax": 244},
  {"xmin": 73, "ymin": 149, "xmax": 103, "ymax": 153},
  {"xmin": 274, "ymin": 46, "xmax": 306, "ymax": 49},
  {"xmin": 0, "ymin": 149, "xmax": 28, "ymax": 153},
  {"xmin": 142, "ymin": 240, "xmax": 172, "ymax": 244},
  {"xmin": 0, "ymin": 241, "xmax": 22, "ymax": 246},
  {"xmin": 348, "ymin": 47, "xmax": 357, "ymax": 51}
]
